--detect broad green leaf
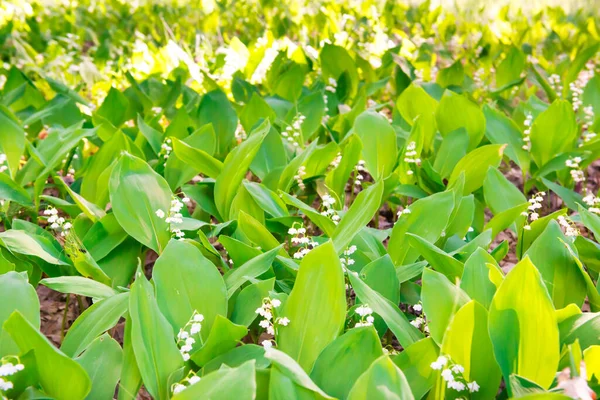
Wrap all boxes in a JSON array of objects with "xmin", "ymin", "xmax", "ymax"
[
  {"xmin": 436, "ymin": 91, "xmax": 486, "ymax": 150},
  {"xmin": 448, "ymin": 144, "xmax": 506, "ymax": 195},
  {"xmin": 460, "ymin": 248, "xmax": 503, "ymax": 309},
  {"xmin": 154, "ymin": 240, "xmax": 227, "ymax": 339},
  {"xmin": 109, "ymin": 153, "xmax": 172, "ymax": 254},
  {"xmin": 483, "ymin": 167, "xmax": 527, "ymax": 214},
  {"xmin": 0, "ymin": 272, "xmax": 40, "ymax": 357},
  {"xmin": 75, "ymin": 334, "xmax": 123, "ymax": 400},
  {"xmin": 61, "ymin": 293, "xmax": 129, "ymax": 357},
  {"xmin": 441, "ymin": 301, "xmax": 501, "ymax": 399},
  {"xmin": 525, "ymin": 221, "xmax": 587, "ymax": 309},
  {"xmin": 171, "ymin": 136, "xmax": 223, "ymax": 179},
  {"xmin": 0, "ymin": 106, "xmax": 25, "ymax": 179},
  {"xmin": 237, "ymin": 211, "xmax": 286, "ymax": 255},
  {"xmin": 406, "ymin": 233, "xmax": 464, "ymax": 281},
  {"xmin": 388, "ymin": 190, "xmax": 454, "ymax": 265},
  {"xmin": 347, "ymin": 356, "xmax": 414, "ymax": 400},
  {"xmin": 421, "ymin": 269, "xmax": 470, "ymax": 344},
  {"xmin": 0, "ymin": 173, "xmax": 32, "ymax": 206},
  {"xmin": 278, "ymin": 241, "xmax": 346, "ymax": 371},
  {"xmin": 489, "ymin": 257, "xmax": 560, "ymax": 391},
  {"xmin": 332, "ymin": 180, "xmax": 383, "ymax": 253},
  {"xmin": 311, "ymin": 327, "xmax": 383, "ymax": 399},
  {"xmin": 117, "ymin": 316, "xmax": 142, "ymax": 400},
  {"xmin": 433, "ymin": 128, "xmax": 469, "ymax": 179},
  {"xmin": 392, "ymin": 337, "xmax": 439, "ymax": 399},
  {"xmin": 0, "ymin": 230, "xmax": 69, "ymax": 266},
  {"xmin": 129, "ymin": 269, "xmax": 183, "ymax": 400},
  {"xmin": 265, "ymin": 348, "xmax": 334, "ymax": 399},
  {"xmin": 196, "ymin": 89, "xmax": 239, "ymax": 157},
  {"xmin": 396, "ymin": 84, "xmax": 438, "ymax": 124},
  {"xmin": 4, "ymin": 311, "xmax": 91, "ymax": 400},
  {"xmin": 214, "ymin": 120, "xmax": 269, "ymax": 220},
  {"xmin": 559, "ymin": 312, "xmax": 600, "ymax": 350},
  {"xmin": 172, "ymin": 360, "xmax": 256, "ymax": 400},
  {"xmin": 224, "ymin": 246, "xmax": 282, "ymax": 297},
  {"xmin": 231, "ymin": 278, "xmax": 276, "ymax": 327},
  {"xmin": 243, "ymin": 181, "xmax": 289, "ymax": 218},
  {"xmin": 353, "ymin": 111, "xmax": 397, "ymax": 180},
  {"xmin": 529, "ymin": 100, "xmax": 578, "ymax": 168},
  {"xmin": 40, "ymin": 277, "xmax": 117, "ymax": 299},
  {"xmin": 82, "ymin": 213, "xmax": 128, "ymax": 261},
  {"xmin": 483, "ymin": 104, "xmax": 530, "ymax": 171},
  {"xmin": 348, "ymin": 271, "xmax": 423, "ymax": 348},
  {"xmin": 189, "ymin": 315, "xmax": 247, "ymax": 366},
  {"xmin": 279, "ymin": 191, "xmax": 337, "ymax": 236}
]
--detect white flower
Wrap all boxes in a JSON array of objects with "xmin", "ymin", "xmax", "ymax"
[
  {"xmin": 448, "ymin": 381, "xmax": 466, "ymax": 391},
  {"xmin": 180, "ymin": 344, "xmax": 193, "ymax": 353},
  {"xmin": 356, "ymin": 305, "xmax": 373, "ymax": 317},
  {"xmin": 267, "ymin": 325, "xmax": 275, "ymax": 335},
  {"xmin": 185, "ymin": 337, "xmax": 195, "ymax": 346},
  {"xmin": 271, "ymin": 299, "xmax": 281, "ymax": 308},
  {"xmin": 278, "ymin": 317, "xmax": 290, "ymax": 326},
  {"xmin": 430, "ymin": 356, "xmax": 448, "ymax": 370},
  {"xmin": 413, "ymin": 304, "xmax": 422, "ymax": 312},
  {"xmin": 452, "ymin": 364, "xmax": 465, "ymax": 374},
  {"xmin": 468, "ymin": 381, "xmax": 480, "ymax": 392},
  {"xmin": 173, "ymin": 383, "xmax": 186, "ymax": 394},
  {"xmin": 366, "ymin": 315, "xmax": 374, "ymax": 324},
  {"xmin": 193, "ymin": 314, "xmax": 204, "ymax": 322},
  {"xmin": 181, "ymin": 353, "xmax": 190, "ymax": 361},
  {"xmin": 261, "ymin": 340, "xmax": 273, "ymax": 349},
  {"xmin": 441, "ymin": 369, "xmax": 454, "ymax": 382},
  {"xmin": 259, "ymin": 320, "xmax": 271, "ymax": 329},
  {"xmin": 155, "ymin": 209, "xmax": 165, "ymax": 218},
  {"xmin": 288, "ymin": 228, "xmax": 297, "ymax": 235},
  {"xmin": 190, "ymin": 323, "xmax": 201, "ymax": 335},
  {"xmin": 177, "ymin": 330, "xmax": 189, "ymax": 340},
  {"xmin": 188, "ymin": 375, "xmax": 201, "ymax": 385},
  {"xmin": 0, "ymin": 363, "xmax": 24, "ymax": 377}
]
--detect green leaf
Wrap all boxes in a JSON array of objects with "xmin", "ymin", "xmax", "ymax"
[
  {"xmin": 231, "ymin": 278, "xmax": 275, "ymax": 327},
  {"xmin": 529, "ymin": 100, "xmax": 578, "ymax": 168},
  {"xmin": 0, "ymin": 230, "xmax": 69, "ymax": 266},
  {"xmin": 406, "ymin": 233, "xmax": 464, "ymax": 281},
  {"xmin": 278, "ymin": 241, "xmax": 346, "ymax": 372},
  {"xmin": 441, "ymin": 300, "xmax": 501, "ymax": 399},
  {"xmin": 388, "ymin": 190, "xmax": 454, "ymax": 265},
  {"xmin": 61, "ymin": 293, "xmax": 129, "ymax": 358},
  {"xmin": 265, "ymin": 348, "xmax": 334, "ymax": 399},
  {"xmin": 243, "ymin": 181, "xmax": 289, "ymax": 218},
  {"xmin": 214, "ymin": 120, "xmax": 269, "ymax": 220},
  {"xmin": 117, "ymin": 316, "xmax": 142, "ymax": 400},
  {"xmin": 433, "ymin": 128, "xmax": 469, "ymax": 179},
  {"xmin": 0, "ymin": 272, "xmax": 40, "ymax": 357},
  {"xmin": 448, "ymin": 144, "xmax": 506, "ymax": 195},
  {"xmin": 525, "ymin": 221, "xmax": 587, "ymax": 309},
  {"xmin": 460, "ymin": 248, "xmax": 503, "ymax": 309},
  {"xmin": 75, "ymin": 334, "xmax": 123, "ymax": 400},
  {"xmin": 0, "ymin": 106, "xmax": 25, "ymax": 179},
  {"xmin": 190, "ymin": 315, "xmax": 247, "ymax": 366},
  {"xmin": 154, "ymin": 240, "xmax": 227, "ymax": 339},
  {"xmin": 396, "ymin": 84, "xmax": 438, "ymax": 124},
  {"xmin": 348, "ymin": 271, "xmax": 423, "ymax": 348},
  {"xmin": 4, "ymin": 311, "xmax": 91, "ymax": 400},
  {"xmin": 436, "ymin": 91, "xmax": 486, "ymax": 150},
  {"xmin": 332, "ymin": 180, "xmax": 383, "ymax": 253},
  {"xmin": 0, "ymin": 173, "xmax": 32, "ymax": 206},
  {"xmin": 171, "ymin": 136, "xmax": 223, "ymax": 179},
  {"xmin": 483, "ymin": 104, "xmax": 530, "ymax": 172},
  {"xmin": 353, "ymin": 111, "xmax": 398, "ymax": 180},
  {"xmin": 311, "ymin": 327, "xmax": 384, "ymax": 399},
  {"xmin": 172, "ymin": 360, "xmax": 256, "ymax": 400},
  {"xmin": 392, "ymin": 337, "xmax": 439, "ymax": 399},
  {"xmin": 224, "ymin": 246, "xmax": 282, "ymax": 298},
  {"xmin": 347, "ymin": 356, "xmax": 414, "ymax": 400},
  {"xmin": 489, "ymin": 257, "xmax": 560, "ymax": 391},
  {"xmin": 129, "ymin": 269, "xmax": 183, "ymax": 400},
  {"xmin": 279, "ymin": 191, "xmax": 337, "ymax": 236},
  {"xmin": 421, "ymin": 269, "xmax": 470, "ymax": 345},
  {"xmin": 109, "ymin": 153, "xmax": 172, "ymax": 254},
  {"xmin": 196, "ymin": 89, "xmax": 239, "ymax": 157},
  {"xmin": 40, "ymin": 277, "xmax": 117, "ymax": 299}
]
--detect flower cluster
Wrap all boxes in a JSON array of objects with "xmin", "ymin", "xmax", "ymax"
[
  {"xmin": 565, "ymin": 157, "xmax": 585, "ymax": 183},
  {"xmin": 0, "ymin": 153, "xmax": 7, "ymax": 173},
  {"xmin": 403, "ymin": 141, "xmax": 420, "ymax": 176},
  {"xmin": 583, "ymin": 192, "xmax": 600, "ymax": 214},
  {"xmin": 156, "ymin": 196, "xmax": 189, "ymax": 239},
  {"xmin": 340, "ymin": 245, "xmax": 357, "ymax": 270},
  {"xmin": 176, "ymin": 311, "xmax": 204, "ymax": 361},
  {"xmin": 320, "ymin": 194, "xmax": 340, "ymax": 224},
  {"xmin": 522, "ymin": 192, "xmax": 545, "ymax": 230},
  {"xmin": 329, "ymin": 152, "xmax": 342, "ymax": 170},
  {"xmin": 44, "ymin": 207, "xmax": 72, "ymax": 237},
  {"xmin": 570, "ymin": 63, "xmax": 595, "ymax": 111},
  {"xmin": 409, "ymin": 303, "xmax": 429, "ymax": 334},
  {"xmin": 557, "ymin": 215, "xmax": 579, "ymax": 237},
  {"xmin": 235, "ymin": 123, "xmax": 247, "ymax": 141},
  {"xmin": 431, "ymin": 355, "xmax": 479, "ymax": 393},
  {"xmin": 548, "ymin": 74, "xmax": 563, "ymax": 94},
  {"xmin": 522, "ymin": 113, "xmax": 533, "ymax": 150},
  {"xmin": 325, "ymin": 77, "xmax": 337, "ymax": 93},
  {"xmin": 289, "ymin": 223, "xmax": 319, "ymax": 259},
  {"xmin": 0, "ymin": 357, "xmax": 25, "ymax": 394},
  {"xmin": 294, "ymin": 165, "xmax": 306, "ymax": 190},
  {"xmin": 160, "ymin": 138, "xmax": 173, "ymax": 167},
  {"xmin": 397, "ymin": 206, "xmax": 412, "ymax": 218},
  {"xmin": 354, "ymin": 160, "xmax": 366, "ymax": 187},
  {"xmin": 354, "ymin": 304, "xmax": 375, "ymax": 328},
  {"xmin": 172, "ymin": 372, "xmax": 201, "ymax": 395},
  {"xmin": 282, "ymin": 114, "xmax": 306, "ymax": 147},
  {"xmin": 256, "ymin": 297, "xmax": 289, "ymax": 349}
]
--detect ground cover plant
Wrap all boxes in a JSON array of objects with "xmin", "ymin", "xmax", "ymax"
[{"xmin": 1, "ymin": 0, "xmax": 600, "ymax": 398}]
